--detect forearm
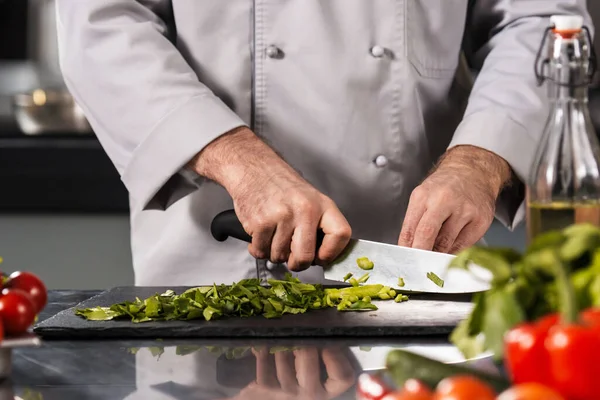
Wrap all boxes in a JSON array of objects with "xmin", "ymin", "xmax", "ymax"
[
  {"xmin": 187, "ymin": 127, "xmax": 299, "ymax": 195},
  {"xmin": 438, "ymin": 145, "xmax": 514, "ymax": 198}
]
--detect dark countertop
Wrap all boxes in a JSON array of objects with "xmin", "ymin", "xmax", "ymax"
[{"xmin": 3, "ymin": 290, "xmax": 498, "ymax": 400}]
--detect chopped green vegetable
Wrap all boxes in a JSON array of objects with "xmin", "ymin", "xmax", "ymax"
[
  {"xmin": 75, "ymin": 274, "xmax": 405, "ymax": 323},
  {"xmin": 426, "ymin": 272, "xmax": 444, "ymax": 287},
  {"xmin": 349, "ymin": 278, "xmax": 359, "ymax": 287},
  {"xmin": 356, "ymin": 257, "xmax": 374, "ymax": 270},
  {"xmin": 342, "ymin": 272, "xmax": 353, "ymax": 282},
  {"xmin": 394, "ymin": 294, "xmax": 409, "ymax": 303},
  {"xmin": 357, "ymin": 273, "xmax": 370, "ymax": 284},
  {"xmin": 397, "ymin": 277, "xmax": 405, "ymax": 287}
]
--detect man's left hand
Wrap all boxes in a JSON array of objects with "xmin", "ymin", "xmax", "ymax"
[{"xmin": 398, "ymin": 145, "xmax": 512, "ymax": 254}]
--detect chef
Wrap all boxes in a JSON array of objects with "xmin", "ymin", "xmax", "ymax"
[{"xmin": 55, "ymin": 1, "xmax": 592, "ymax": 286}]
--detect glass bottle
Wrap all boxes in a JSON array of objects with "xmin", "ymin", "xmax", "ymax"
[{"xmin": 527, "ymin": 15, "xmax": 600, "ymax": 242}]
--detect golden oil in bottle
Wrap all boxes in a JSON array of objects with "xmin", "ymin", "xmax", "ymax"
[{"xmin": 526, "ymin": 201, "xmax": 600, "ymax": 242}]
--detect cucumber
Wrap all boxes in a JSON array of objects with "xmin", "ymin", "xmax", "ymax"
[{"xmin": 385, "ymin": 349, "xmax": 510, "ymax": 393}]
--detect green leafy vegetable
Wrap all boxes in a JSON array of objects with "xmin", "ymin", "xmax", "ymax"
[
  {"xmin": 356, "ymin": 257, "xmax": 374, "ymax": 270},
  {"xmin": 75, "ymin": 274, "xmax": 408, "ymax": 323},
  {"xmin": 448, "ymin": 223, "xmax": 600, "ymax": 361},
  {"xmin": 426, "ymin": 272, "xmax": 444, "ymax": 287}
]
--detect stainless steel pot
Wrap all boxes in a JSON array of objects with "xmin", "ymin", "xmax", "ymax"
[{"xmin": 12, "ymin": 89, "xmax": 91, "ymax": 135}]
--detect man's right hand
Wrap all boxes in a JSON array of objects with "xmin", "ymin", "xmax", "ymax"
[{"xmin": 188, "ymin": 127, "xmax": 352, "ymax": 272}]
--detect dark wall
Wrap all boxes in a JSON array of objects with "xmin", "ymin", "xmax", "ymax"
[{"xmin": 0, "ymin": 0, "xmax": 28, "ymax": 60}]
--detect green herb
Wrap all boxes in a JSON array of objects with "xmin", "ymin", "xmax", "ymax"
[
  {"xmin": 342, "ymin": 273, "xmax": 353, "ymax": 282},
  {"xmin": 397, "ymin": 277, "xmax": 405, "ymax": 287},
  {"xmin": 356, "ymin": 257, "xmax": 374, "ymax": 270},
  {"xmin": 426, "ymin": 272, "xmax": 444, "ymax": 287},
  {"xmin": 448, "ymin": 223, "xmax": 600, "ymax": 361},
  {"xmin": 75, "ymin": 274, "xmax": 403, "ymax": 323}
]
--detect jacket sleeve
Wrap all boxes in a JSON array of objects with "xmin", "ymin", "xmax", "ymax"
[
  {"xmin": 55, "ymin": 0, "xmax": 246, "ymax": 211},
  {"xmin": 448, "ymin": 0, "xmax": 594, "ymax": 230}
]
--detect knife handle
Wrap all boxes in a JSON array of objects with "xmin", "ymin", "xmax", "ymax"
[{"xmin": 211, "ymin": 209, "xmax": 325, "ymax": 249}]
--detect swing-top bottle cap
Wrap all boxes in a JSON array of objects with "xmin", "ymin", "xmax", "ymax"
[{"xmin": 550, "ymin": 15, "xmax": 584, "ymax": 33}]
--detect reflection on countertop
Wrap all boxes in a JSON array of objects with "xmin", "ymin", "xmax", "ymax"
[{"xmin": 9, "ymin": 291, "xmax": 500, "ymax": 400}]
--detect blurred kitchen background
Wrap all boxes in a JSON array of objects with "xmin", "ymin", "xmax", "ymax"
[{"xmin": 0, "ymin": 0, "xmax": 599, "ymax": 290}]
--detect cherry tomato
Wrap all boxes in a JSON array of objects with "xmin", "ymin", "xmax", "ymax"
[
  {"xmin": 0, "ymin": 289, "xmax": 36, "ymax": 336},
  {"xmin": 432, "ymin": 376, "xmax": 496, "ymax": 400},
  {"xmin": 497, "ymin": 383, "xmax": 565, "ymax": 400},
  {"xmin": 403, "ymin": 379, "xmax": 434, "ymax": 396},
  {"xmin": 6, "ymin": 271, "xmax": 47, "ymax": 313},
  {"xmin": 356, "ymin": 373, "xmax": 393, "ymax": 400}
]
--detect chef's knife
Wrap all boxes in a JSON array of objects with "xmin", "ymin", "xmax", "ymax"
[{"xmin": 210, "ymin": 210, "xmax": 491, "ymax": 294}]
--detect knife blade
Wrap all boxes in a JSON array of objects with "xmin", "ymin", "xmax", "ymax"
[{"xmin": 210, "ymin": 210, "xmax": 491, "ymax": 294}]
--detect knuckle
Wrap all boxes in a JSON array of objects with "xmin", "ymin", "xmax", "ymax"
[
  {"xmin": 292, "ymin": 195, "xmax": 314, "ymax": 212},
  {"xmin": 295, "ymin": 251, "xmax": 314, "ymax": 265},
  {"xmin": 249, "ymin": 215, "xmax": 269, "ymax": 231},
  {"xmin": 434, "ymin": 188, "xmax": 455, "ymax": 206},
  {"xmin": 271, "ymin": 204, "xmax": 292, "ymax": 221},
  {"xmin": 331, "ymin": 224, "xmax": 352, "ymax": 240},
  {"xmin": 434, "ymin": 234, "xmax": 453, "ymax": 251},
  {"xmin": 410, "ymin": 187, "xmax": 426, "ymax": 202},
  {"xmin": 450, "ymin": 241, "xmax": 468, "ymax": 254},
  {"xmin": 461, "ymin": 207, "xmax": 477, "ymax": 221}
]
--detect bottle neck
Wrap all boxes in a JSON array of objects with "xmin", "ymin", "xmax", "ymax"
[{"xmin": 546, "ymin": 34, "xmax": 590, "ymax": 103}]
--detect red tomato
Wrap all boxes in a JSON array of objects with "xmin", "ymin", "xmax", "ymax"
[
  {"xmin": 0, "ymin": 289, "xmax": 36, "ymax": 336},
  {"xmin": 403, "ymin": 379, "xmax": 434, "ymax": 396},
  {"xmin": 6, "ymin": 271, "xmax": 47, "ymax": 313},
  {"xmin": 356, "ymin": 373, "xmax": 393, "ymax": 400},
  {"xmin": 0, "ymin": 319, "xmax": 4, "ymax": 342},
  {"xmin": 496, "ymin": 383, "xmax": 565, "ymax": 400},
  {"xmin": 432, "ymin": 376, "xmax": 496, "ymax": 400}
]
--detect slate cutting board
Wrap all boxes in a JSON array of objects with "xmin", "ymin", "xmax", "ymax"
[{"xmin": 33, "ymin": 286, "xmax": 474, "ymax": 339}]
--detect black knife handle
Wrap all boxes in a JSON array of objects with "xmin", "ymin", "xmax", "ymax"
[
  {"xmin": 211, "ymin": 209, "xmax": 325, "ymax": 249},
  {"xmin": 211, "ymin": 209, "xmax": 252, "ymax": 242}
]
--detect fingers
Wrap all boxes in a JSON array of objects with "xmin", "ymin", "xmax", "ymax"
[
  {"xmin": 288, "ymin": 223, "xmax": 318, "ymax": 271},
  {"xmin": 411, "ymin": 208, "xmax": 451, "ymax": 250},
  {"xmin": 315, "ymin": 208, "xmax": 352, "ymax": 265},
  {"xmin": 270, "ymin": 221, "xmax": 295, "ymax": 264},
  {"xmin": 399, "ymin": 184, "xmax": 492, "ymax": 253},
  {"xmin": 253, "ymin": 347, "xmax": 279, "ymax": 388},
  {"xmin": 321, "ymin": 348, "xmax": 356, "ymax": 397},
  {"xmin": 398, "ymin": 191, "xmax": 427, "ymax": 247},
  {"xmin": 247, "ymin": 221, "xmax": 275, "ymax": 260},
  {"xmin": 449, "ymin": 219, "xmax": 490, "ymax": 254},
  {"xmin": 433, "ymin": 213, "xmax": 470, "ymax": 253},
  {"xmin": 294, "ymin": 348, "xmax": 324, "ymax": 398},
  {"xmin": 274, "ymin": 351, "xmax": 298, "ymax": 394}
]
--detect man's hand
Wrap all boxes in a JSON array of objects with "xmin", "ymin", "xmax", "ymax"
[
  {"xmin": 223, "ymin": 347, "xmax": 355, "ymax": 400},
  {"xmin": 189, "ymin": 127, "xmax": 352, "ymax": 271},
  {"xmin": 398, "ymin": 145, "xmax": 512, "ymax": 254}
]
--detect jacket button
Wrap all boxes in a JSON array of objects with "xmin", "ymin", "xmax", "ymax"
[
  {"xmin": 374, "ymin": 155, "xmax": 388, "ymax": 167},
  {"xmin": 370, "ymin": 45, "xmax": 386, "ymax": 58},
  {"xmin": 266, "ymin": 45, "xmax": 282, "ymax": 58}
]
